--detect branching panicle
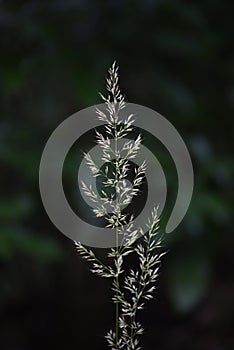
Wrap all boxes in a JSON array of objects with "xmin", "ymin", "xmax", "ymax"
[{"xmin": 75, "ymin": 62, "xmax": 164, "ymax": 350}]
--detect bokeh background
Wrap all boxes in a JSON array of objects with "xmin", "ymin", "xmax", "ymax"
[{"xmin": 0, "ymin": 1, "xmax": 234, "ymax": 349}]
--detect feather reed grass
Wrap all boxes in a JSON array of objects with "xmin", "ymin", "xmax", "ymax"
[{"xmin": 75, "ymin": 62, "xmax": 165, "ymax": 350}]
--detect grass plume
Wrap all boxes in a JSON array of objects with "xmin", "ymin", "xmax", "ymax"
[{"xmin": 75, "ymin": 62, "xmax": 165, "ymax": 350}]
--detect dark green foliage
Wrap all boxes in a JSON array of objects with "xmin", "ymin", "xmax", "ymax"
[{"xmin": 0, "ymin": 0, "xmax": 233, "ymax": 349}]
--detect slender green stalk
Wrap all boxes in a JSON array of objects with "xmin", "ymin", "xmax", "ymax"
[{"xmin": 115, "ymin": 119, "xmax": 119, "ymax": 348}]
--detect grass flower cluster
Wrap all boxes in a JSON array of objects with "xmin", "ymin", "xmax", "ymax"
[{"xmin": 75, "ymin": 62, "xmax": 165, "ymax": 350}]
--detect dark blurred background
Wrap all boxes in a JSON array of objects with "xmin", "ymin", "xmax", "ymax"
[{"xmin": 0, "ymin": 1, "xmax": 234, "ymax": 349}]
